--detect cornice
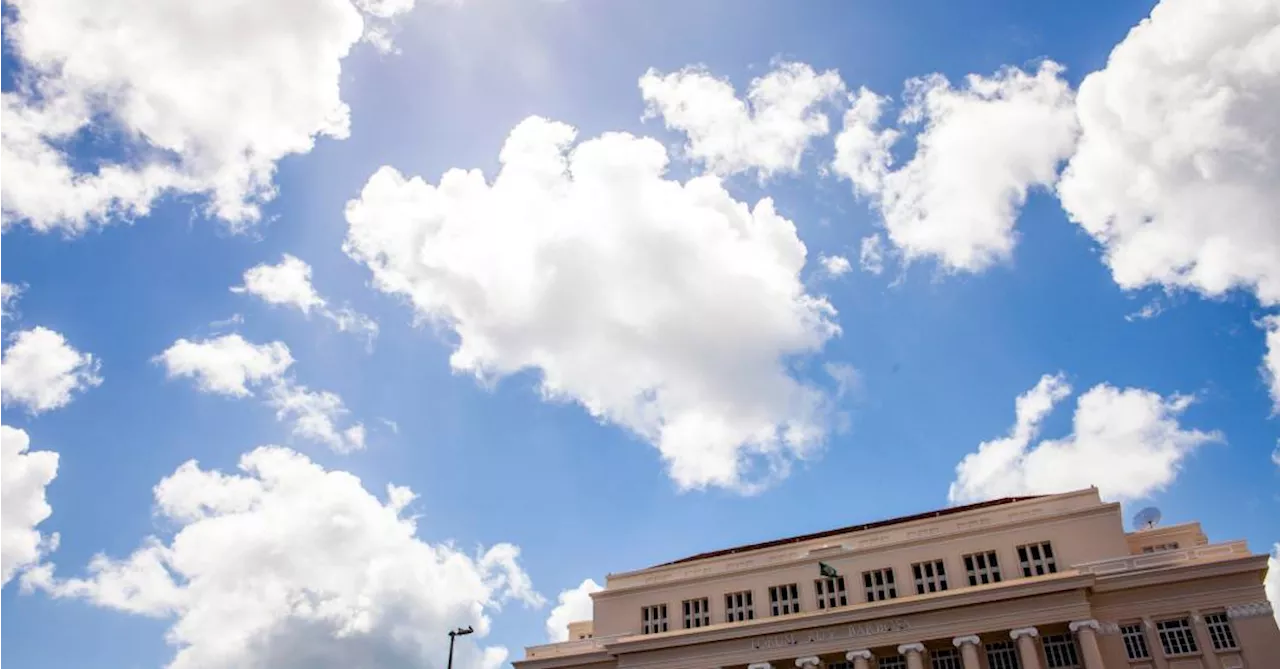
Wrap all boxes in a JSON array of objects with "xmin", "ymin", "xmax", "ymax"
[{"xmin": 1091, "ymin": 553, "xmax": 1268, "ymax": 592}]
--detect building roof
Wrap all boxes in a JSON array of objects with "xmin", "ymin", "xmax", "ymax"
[{"xmin": 655, "ymin": 495, "xmax": 1044, "ymax": 567}]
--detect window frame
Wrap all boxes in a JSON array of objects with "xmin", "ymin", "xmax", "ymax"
[
  {"xmin": 1155, "ymin": 618, "xmax": 1199, "ymax": 656},
  {"xmin": 1041, "ymin": 633, "xmax": 1081, "ymax": 669},
  {"xmin": 681, "ymin": 597, "xmax": 709, "ymax": 629},
  {"xmin": 814, "ymin": 575, "xmax": 848, "ymax": 609},
  {"xmin": 929, "ymin": 648, "xmax": 962, "ymax": 669},
  {"xmin": 912, "ymin": 559, "xmax": 949, "ymax": 594},
  {"xmin": 641, "ymin": 603, "xmax": 668, "ymax": 635},
  {"xmin": 963, "ymin": 550, "xmax": 1003, "ymax": 586},
  {"xmin": 861, "ymin": 567, "xmax": 898, "ymax": 602},
  {"xmin": 984, "ymin": 641, "xmax": 1021, "ymax": 669},
  {"xmin": 724, "ymin": 590, "xmax": 754, "ymax": 622},
  {"xmin": 1203, "ymin": 612, "xmax": 1238, "ymax": 650},
  {"xmin": 768, "ymin": 583, "xmax": 801, "ymax": 616},
  {"xmin": 1119, "ymin": 623, "xmax": 1151, "ymax": 660},
  {"xmin": 1016, "ymin": 541, "xmax": 1058, "ymax": 577}
]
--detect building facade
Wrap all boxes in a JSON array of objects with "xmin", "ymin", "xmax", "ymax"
[{"xmin": 516, "ymin": 489, "xmax": 1277, "ymax": 669}]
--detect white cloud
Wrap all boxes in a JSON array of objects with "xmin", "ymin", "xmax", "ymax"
[
  {"xmin": 155, "ymin": 334, "xmax": 294, "ymax": 397},
  {"xmin": 640, "ymin": 62, "xmax": 845, "ymax": 177},
  {"xmin": 949, "ymin": 373, "xmax": 1221, "ymax": 504},
  {"xmin": 545, "ymin": 578, "xmax": 601, "ymax": 642},
  {"xmin": 1, "ymin": 326, "xmax": 102, "ymax": 414},
  {"xmin": 2, "ymin": 426, "xmax": 60, "ymax": 585},
  {"xmin": 858, "ymin": 234, "xmax": 885, "ymax": 275},
  {"xmin": 1058, "ymin": 0, "xmax": 1280, "ymax": 306},
  {"xmin": 1261, "ymin": 315, "xmax": 1280, "ymax": 414},
  {"xmin": 1, "ymin": 283, "xmax": 22, "ymax": 319},
  {"xmin": 0, "ymin": 0, "xmax": 418, "ymax": 234},
  {"xmin": 819, "ymin": 254, "xmax": 852, "ymax": 278},
  {"xmin": 232, "ymin": 255, "xmax": 379, "ymax": 344},
  {"xmin": 266, "ymin": 381, "xmax": 367, "ymax": 453},
  {"xmin": 23, "ymin": 446, "xmax": 542, "ymax": 669},
  {"xmin": 833, "ymin": 62, "xmax": 1078, "ymax": 272},
  {"xmin": 345, "ymin": 116, "xmax": 839, "ymax": 492}
]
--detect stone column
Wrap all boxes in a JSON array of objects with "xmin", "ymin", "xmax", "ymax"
[
  {"xmin": 1010, "ymin": 627, "xmax": 1042, "ymax": 669},
  {"xmin": 795, "ymin": 657, "xmax": 821, "ymax": 669},
  {"xmin": 1141, "ymin": 618, "xmax": 1169, "ymax": 669},
  {"xmin": 1069, "ymin": 620, "xmax": 1107, "ymax": 669},
  {"xmin": 845, "ymin": 649, "xmax": 873, "ymax": 669},
  {"xmin": 952, "ymin": 635, "xmax": 981, "ymax": 669},
  {"xmin": 898, "ymin": 643, "xmax": 926, "ymax": 669},
  {"xmin": 1189, "ymin": 612, "xmax": 1223, "ymax": 669}
]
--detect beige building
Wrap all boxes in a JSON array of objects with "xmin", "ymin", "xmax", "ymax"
[{"xmin": 517, "ymin": 488, "xmax": 1277, "ymax": 669}]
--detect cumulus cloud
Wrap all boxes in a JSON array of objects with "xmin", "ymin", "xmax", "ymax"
[
  {"xmin": 0, "ymin": 0, "xmax": 418, "ymax": 234},
  {"xmin": 819, "ymin": 254, "xmax": 852, "ymax": 278},
  {"xmin": 2, "ymin": 426, "xmax": 60, "ymax": 585},
  {"xmin": 23, "ymin": 446, "xmax": 542, "ymax": 669},
  {"xmin": 833, "ymin": 63, "xmax": 1077, "ymax": 272},
  {"xmin": 155, "ymin": 335, "xmax": 364, "ymax": 452},
  {"xmin": 640, "ymin": 62, "xmax": 845, "ymax": 177},
  {"xmin": 859, "ymin": 234, "xmax": 885, "ymax": 275},
  {"xmin": 2, "ymin": 327, "xmax": 102, "ymax": 414},
  {"xmin": 1058, "ymin": 0, "xmax": 1280, "ymax": 306},
  {"xmin": 232, "ymin": 255, "xmax": 379, "ymax": 344},
  {"xmin": 949, "ymin": 373, "xmax": 1221, "ymax": 504},
  {"xmin": 1263, "ymin": 315, "xmax": 1280, "ymax": 414},
  {"xmin": 1, "ymin": 283, "xmax": 22, "ymax": 319},
  {"xmin": 345, "ymin": 116, "xmax": 839, "ymax": 492},
  {"xmin": 155, "ymin": 334, "xmax": 294, "ymax": 397},
  {"xmin": 545, "ymin": 578, "xmax": 601, "ymax": 642},
  {"xmin": 266, "ymin": 381, "xmax": 367, "ymax": 453}
]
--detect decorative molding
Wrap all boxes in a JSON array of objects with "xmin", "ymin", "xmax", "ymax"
[
  {"xmin": 845, "ymin": 650, "xmax": 874, "ymax": 661},
  {"xmin": 952, "ymin": 635, "xmax": 981, "ymax": 648},
  {"xmin": 1069, "ymin": 620, "xmax": 1100, "ymax": 633},
  {"xmin": 1010, "ymin": 627, "xmax": 1039, "ymax": 640},
  {"xmin": 897, "ymin": 643, "xmax": 925, "ymax": 655},
  {"xmin": 795, "ymin": 657, "xmax": 821, "ymax": 667},
  {"xmin": 1226, "ymin": 602, "xmax": 1274, "ymax": 619}
]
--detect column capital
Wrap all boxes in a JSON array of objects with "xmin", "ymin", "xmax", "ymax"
[
  {"xmin": 795, "ymin": 657, "xmax": 821, "ymax": 668},
  {"xmin": 952, "ymin": 635, "xmax": 981, "ymax": 648},
  {"xmin": 845, "ymin": 650, "xmax": 874, "ymax": 661},
  {"xmin": 897, "ymin": 643, "xmax": 925, "ymax": 655},
  {"xmin": 1069, "ymin": 619, "xmax": 1100, "ymax": 633},
  {"xmin": 1010, "ymin": 627, "xmax": 1039, "ymax": 640},
  {"xmin": 748, "ymin": 663, "xmax": 773, "ymax": 669}
]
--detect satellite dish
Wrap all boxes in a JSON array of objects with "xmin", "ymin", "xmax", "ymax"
[{"xmin": 1133, "ymin": 506, "xmax": 1162, "ymax": 530}]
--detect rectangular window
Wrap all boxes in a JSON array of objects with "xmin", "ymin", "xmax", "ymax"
[
  {"xmin": 963, "ymin": 550, "xmax": 1002, "ymax": 586},
  {"xmin": 1041, "ymin": 634, "xmax": 1081, "ymax": 669},
  {"xmin": 930, "ymin": 649, "xmax": 962, "ymax": 669},
  {"xmin": 862, "ymin": 568, "xmax": 897, "ymax": 601},
  {"xmin": 1016, "ymin": 542, "xmax": 1058, "ymax": 577},
  {"xmin": 912, "ymin": 559, "xmax": 949, "ymax": 594},
  {"xmin": 1119, "ymin": 623, "xmax": 1150, "ymax": 660},
  {"xmin": 724, "ymin": 590, "xmax": 754, "ymax": 622},
  {"xmin": 1156, "ymin": 618, "xmax": 1198, "ymax": 656},
  {"xmin": 814, "ymin": 575, "xmax": 848, "ymax": 609},
  {"xmin": 641, "ymin": 604, "xmax": 667, "ymax": 634},
  {"xmin": 681, "ymin": 597, "xmax": 709, "ymax": 629},
  {"xmin": 1203, "ymin": 612, "xmax": 1238, "ymax": 650},
  {"xmin": 768, "ymin": 583, "xmax": 801, "ymax": 616},
  {"xmin": 876, "ymin": 656, "xmax": 906, "ymax": 669},
  {"xmin": 826, "ymin": 663, "xmax": 851, "ymax": 669},
  {"xmin": 985, "ymin": 641, "xmax": 1021, "ymax": 669}
]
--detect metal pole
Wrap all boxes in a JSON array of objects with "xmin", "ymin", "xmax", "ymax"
[{"xmin": 447, "ymin": 631, "xmax": 457, "ymax": 669}]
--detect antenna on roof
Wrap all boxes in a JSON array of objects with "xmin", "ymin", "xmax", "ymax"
[{"xmin": 1132, "ymin": 506, "xmax": 1162, "ymax": 530}]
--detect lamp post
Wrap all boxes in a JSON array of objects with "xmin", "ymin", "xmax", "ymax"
[{"xmin": 447, "ymin": 626, "xmax": 474, "ymax": 669}]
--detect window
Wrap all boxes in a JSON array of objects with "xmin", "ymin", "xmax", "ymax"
[
  {"xmin": 814, "ymin": 576, "xmax": 848, "ymax": 609},
  {"xmin": 985, "ymin": 641, "xmax": 1021, "ymax": 669},
  {"xmin": 1156, "ymin": 618, "xmax": 1198, "ymax": 656},
  {"xmin": 1119, "ymin": 623, "xmax": 1150, "ymax": 660},
  {"xmin": 682, "ymin": 597, "xmax": 709, "ymax": 629},
  {"xmin": 641, "ymin": 604, "xmax": 667, "ymax": 634},
  {"xmin": 876, "ymin": 656, "xmax": 906, "ymax": 669},
  {"xmin": 963, "ymin": 550, "xmax": 1002, "ymax": 586},
  {"xmin": 912, "ymin": 559, "xmax": 948, "ymax": 594},
  {"xmin": 827, "ymin": 663, "xmax": 851, "ymax": 669},
  {"xmin": 1016, "ymin": 542, "xmax": 1058, "ymax": 576},
  {"xmin": 769, "ymin": 583, "xmax": 801, "ymax": 616},
  {"xmin": 1041, "ymin": 634, "xmax": 1081, "ymax": 669},
  {"xmin": 930, "ymin": 649, "xmax": 962, "ymax": 669},
  {"xmin": 1141, "ymin": 542, "xmax": 1180, "ymax": 554},
  {"xmin": 725, "ymin": 590, "xmax": 754, "ymax": 622},
  {"xmin": 862, "ymin": 568, "xmax": 897, "ymax": 601},
  {"xmin": 1203, "ymin": 612, "xmax": 1238, "ymax": 650}
]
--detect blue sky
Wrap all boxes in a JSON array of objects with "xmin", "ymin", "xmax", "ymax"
[{"xmin": 2, "ymin": 0, "xmax": 1278, "ymax": 668}]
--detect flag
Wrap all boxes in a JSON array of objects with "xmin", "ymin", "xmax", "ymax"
[{"xmin": 819, "ymin": 562, "xmax": 838, "ymax": 578}]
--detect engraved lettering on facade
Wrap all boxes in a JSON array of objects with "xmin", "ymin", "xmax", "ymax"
[{"xmin": 748, "ymin": 619, "xmax": 911, "ymax": 650}]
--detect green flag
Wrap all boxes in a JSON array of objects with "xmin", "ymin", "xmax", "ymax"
[{"xmin": 819, "ymin": 562, "xmax": 838, "ymax": 578}]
